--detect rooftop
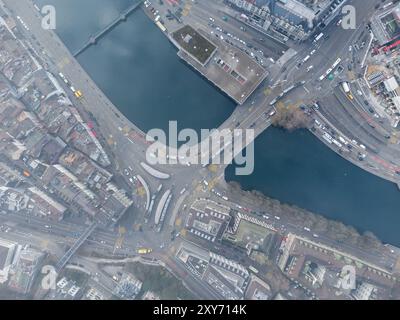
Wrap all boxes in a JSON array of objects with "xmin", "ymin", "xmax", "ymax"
[
  {"xmin": 172, "ymin": 25, "xmax": 217, "ymax": 65},
  {"xmin": 176, "ymin": 28, "xmax": 267, "ymax": 104}
]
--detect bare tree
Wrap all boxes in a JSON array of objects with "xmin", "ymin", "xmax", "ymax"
[{"xmin": 272, "ymin": 103, "xmax": 311, "ymax": 131}]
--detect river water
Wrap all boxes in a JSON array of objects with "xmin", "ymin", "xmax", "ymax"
[{"xmin": 36, "ymin": 0, "xmax": 400, "ymax": 246}]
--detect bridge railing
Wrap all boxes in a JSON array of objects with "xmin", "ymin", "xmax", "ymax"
[
  {"xmin": 73, "ymin": 0, "xmax": 144, "ymax": 57},
  {"xmin": 55, "ymin": 222, "xmax": 98, "ymax": 272}
]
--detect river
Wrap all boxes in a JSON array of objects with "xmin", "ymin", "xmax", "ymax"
[{"xmin": 36, "ymin": 0, "xmax": 400, "ymax": 246}]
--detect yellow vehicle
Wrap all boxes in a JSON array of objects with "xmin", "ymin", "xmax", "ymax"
[
  {"xmin": 137, "ymin": 248, "xmax": 152, "ymax": 254},
  {"xmin": 74, "ymin": 90, "xmax": 83, "ymax": 99},
  {"xmin": 23, "ymin": 170, "xmax": 31, "ymax": 177}
]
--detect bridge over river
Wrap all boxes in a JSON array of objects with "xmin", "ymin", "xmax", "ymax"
[{"xmin": 73, "ymin": 0, "xmax": 144, "ymax": 57}]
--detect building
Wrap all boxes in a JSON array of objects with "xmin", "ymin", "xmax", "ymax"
[
  {"xmin": 272, "ymin": 0, "xmax": 317, "ymax": 29},
  {"xmin": 304, "ymin": 261, "xmax": 326, "ymax": 287},
  {"xmin": 245, "ymin": 275, "xmax": 272, "ymax": 300},
  {"xmin": 393, "ymin": 6, "xmax": 400, "ymax": 25},
  {"xmin": 142, "ymin": 291, "xmax": 160, "ymax": 300},
  {"xmin": 367, "ymin": 71, "xmax": 385, "ymax": 88},
  {"xmin": 0, "ymin": 161, "xmax": 23, "ymax": 186},
  {"xmin": 58, "ymin": 148, "xmax": 113, "ymax": 188},
  {"xmin": 8, "ymin": 247, "xmax": 45, "ymax": 294},
  {"xmin": 0, "ymin": 238, "xmax": 17, "ymax": 283},
  {"xmin": 85, "ymin": 288, "xmax": 104, "ymax": 300},
  {"xmin": 226, "ymin": 0, "xmax": 341, "ymax": 41},
  {"xmin": 0, "ymin": 186, "xmax": 29, "ymax": 212},
  {"xmin": 112, "ymin": 272, "xmax": 143, "ymax": 300},
  {"xmin": 176, "ymin": 241, "xmax": 250, "ymax": 299},
  {"xmin": 40, "ymin": 164, "xmax": 99, "ymax": 218},
  {"xmin": 384, "ymin": 76, "xmax": 399, "ymax": 93},
  {"xmin": 27, "ymin": 187, "xmax": 67, "ymax": 221},
  {"xmin": 351, "ymin": 282, "xmax": 376, "ymax": 300},
  {"xmin": 46, "ymin": 277, "xmax": 82, "ymax": 300},
  {"xmin": 185, "ymin": 205, "xmax": 231, "ymax": 242}
]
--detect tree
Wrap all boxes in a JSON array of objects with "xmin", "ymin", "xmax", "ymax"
[{"xmin": 272, "ymin": 103, "xmax": 311, "ymax": 131}]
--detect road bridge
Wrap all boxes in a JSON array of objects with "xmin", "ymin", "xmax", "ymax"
[{"xmin": 73, "ymin": 0, "xmax": 144, "ymax": 57}]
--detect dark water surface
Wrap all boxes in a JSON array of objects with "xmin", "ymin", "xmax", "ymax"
[{"xmin": 37, "ymin": 0, "xmax": 400, "ymax": 245}]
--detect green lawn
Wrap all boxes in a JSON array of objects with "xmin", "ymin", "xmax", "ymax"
[{"xmin": 236, "ymin": 220, "xmax": 272, "ymax": 246}]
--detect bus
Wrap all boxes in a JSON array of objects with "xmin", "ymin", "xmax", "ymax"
[
  {"xmin": 313, "ymin": 32, "xmax": 324, "ymax": 43},
  {"xmin": 303, "ymin": 55, "xmax": 311, "ymax": 63},
  {"xmin": 269, "ymin": 98, "xmax": 278, "ymax": 106},
  {"xmin": 332, "ymin": 58, "xmax": 342, "ymax": 69},
  {"xmin": 249, "ymin": 266, "xmax": 259, "ymax": 274}
]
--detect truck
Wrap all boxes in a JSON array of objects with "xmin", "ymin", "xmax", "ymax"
[
  {"xmin": 249, "ymin": 266, "xmax": 259, "ymax": 274},
  {"xmin": 341, "ymin": 82, "xmax": 350, "ymax": 93},
  {"xmin": 341, "ymin": 82, "xmax": 354, "ymax": 100}
]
